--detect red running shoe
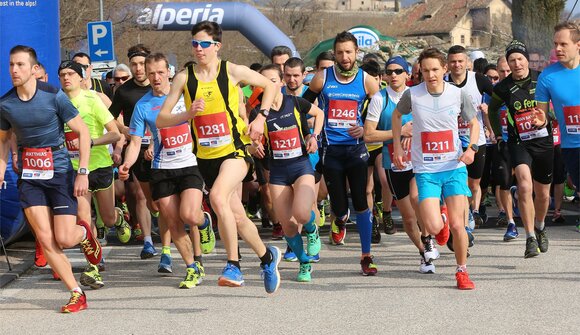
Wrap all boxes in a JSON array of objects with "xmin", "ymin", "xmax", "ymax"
[
  {"xmin": 60, "ymin": 291, "xmax": 87, "ymax": 313},
  {"xmin": 456, "ymin": 271, "xmax": 475, "ymax": 290},
  {"xmin": 77, "ymin": 220, "xmax": 102, "ymax": 265},
  {"xmin": 435, "ymin": 206, "xmax": 450, "ymax": 246},
  {"xmin": 272, "ymin": 223, "xmax": 284, "ymax": 240},
  {"xmin": 34, "ymin": 240, "xmax": 47, "ymax": 267},
  {"xmin": 360, "ymin": 256, "xmax": 378, "ymax": 276},
  {"xmin": 330, "ymin": 219, "xmax": 346, "ymax": 245}
]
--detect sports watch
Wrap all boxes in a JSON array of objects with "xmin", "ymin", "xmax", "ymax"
[
  {"xmin": 259, "ymin": 109, "xmax": 270, "ymax": 117},
  {"xmin": 77, "ymin": 167, "xmax": 90, "ymax": 175},
  {"xmin": 469, "ymin": 144, "xmax": 479, "ymax": 153}
]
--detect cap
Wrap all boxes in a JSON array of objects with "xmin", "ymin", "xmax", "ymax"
[
  {"xmin": 505, "ymin": 40, "xmax": 529, "ymax": 61},
  {"xmin": 385, "ymin": 56, "xmax": 409, "ymax": 73},
  {"xmin": 58, "ymin": 60, "xmax": 85, "ymax": 78}
]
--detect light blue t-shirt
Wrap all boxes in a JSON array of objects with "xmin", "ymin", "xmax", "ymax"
[{"xmin": 536, "ymin": 62, "xmax": 580, "ymax": 148}]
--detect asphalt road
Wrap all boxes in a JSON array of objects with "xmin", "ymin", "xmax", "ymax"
[{"xmin": 1, "ymin": 210, "xmax": 579, "ymax": 334}]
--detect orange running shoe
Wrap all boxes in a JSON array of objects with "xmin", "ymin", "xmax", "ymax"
[
  {"xmin": 77, "ymin": 220, "xmax": 102, "ymax": 265},
  {"xmin": 456, "ymin": 271, "xmax": 475, "ymax": 290},
  {"xmin": 435, "ymin": 206, "xmax": 450, "ymax": 246},
  {"xmin": 60, "ymin": 291, "xmax": 87, "ymax": 313},
  {"xmin": 34, "ymin": 240, "xmax": 47, "ymax": 267}
]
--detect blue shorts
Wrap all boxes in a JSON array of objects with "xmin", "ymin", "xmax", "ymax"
[
  {"xmin": 415, "ymin": 167, "xmax": 471, "ymax": 203},
  {"xmin": 18, "ymin": 170, "xmax": 78, "ymax": 215},
  {"xmin": 269, "ymin": 156, "xmax": 314, "ymax": 186}
]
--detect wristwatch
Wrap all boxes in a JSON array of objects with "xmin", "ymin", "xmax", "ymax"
[
  {"xmin": 312, "ymin": 133, "xmax": 321, "ymax": 141},
  {"xmin": 77, "ymin": 167, "xmax": 90, "ymax": 175},
  {"xmin": 469, "ymin": 144, "xmax": 479, "ymax": 153},
  {"xmin": 259, "ymin": 109, "xmax": 270, "ymax": 117}
]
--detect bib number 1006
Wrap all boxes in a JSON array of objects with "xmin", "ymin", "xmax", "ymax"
[{"xmin": 23, "ymin": 157, "xmax": 52, "ymax": 168}]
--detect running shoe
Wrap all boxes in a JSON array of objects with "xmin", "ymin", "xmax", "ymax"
[
  {"xmin": 218, "ymin": 263, "xmax": 245, "ymax": 287},
  {"xmin": 133, "ymin": 223, "xmax": 144, "ymax": 241},
  {"xmin": 158, "ymin": 253, "xmax": 172, "ymax": 273},
  {"xmin": 318, "ymin": 203, "xmax": 326, "ymax": 227},
  {"xmin": 77, "ymin": 220, "xmax": 102, "ymax": 265},
  {"xmin": 52, "ymin": 270, "xmax": 61, "ymax": 281},
  {"xmin": 510, "ymin": 186, "xmax": 520, "ymax": 217},
  {"xmin": 96, "ymin": 227, "xmax": 108, "ymax": 246},
  {"xmin": 503, "ymin": 222, "xmax": 519, "ymax": 241},
  {"xmin": 308, "ymin": 253, "xmax": 320, "ymax": 263},
  {"xmin": 272, "ymin": 223, "xmax": 284, "ymax": 240},
  {"xmin": 261, "ymin": 216, "xmax": 272, "ymax": 229},
  {"xmin": 371, "ymin": 216, "xmax": 381, "ymax": 244},
  {"xmin": 435, "ymin": 210, "xmax": 450, "ymax": 246},
  {"xmin": 330, "ymin": 219, "xmax": 346, "ymax": 245},
  {"xmin": 524, "ymin": 237, "xmax": 540, "ymax": 258},
  {"xmin": 199, "ymin": 212, "xmax": 216, "ymax": 254},
  {"xmin": 456, "ymin": 271, "xmax": 475, "ymax": 290},
  {"xmin": 552, "ymin": 211, "xmax": 566, "ymax": 224},
  {"xmin": 97, "ymin": 258, "xmax": 106, "ymax": 272},
  {"xmin": 261, "ymin": 246, "xmax": 281, "ymax": 294},
  {"xmin": 535, "ymin": 228, "xmax": 549, "ymax": 253},
  {"xmin": 80, "ymin": 264, "xmax": 104, "ymax": 290},
  {"xmin": 419, "ymin": 255, "xmax": 435, "ymax": 274},
  {"xmin": 297, "ymin": 263, "xmax": 312, "ymax": 282},
  {"xmin": 283, "ymin": 245, "xmax": 298, "ymax": 262},
  {"xmin": 423, "ymin": 236, "xmax": 440, "ymax": 262},
  {"xmin": 179, "ymin": 265, "xmax": 203, "ymax": 289},
  {"xmin": 114, "ymin": 207, "xmax": 132, "ymax": 244},
  {"xmin": 360, "ymin": 256, "xmax": 378, "ymax": 276},
  {"xmin": 496, "ymin": 211, "xmax": 508, "ymax": 227},
  {"xmin": 61, "ymin": 291, "xmax": 87, "ymax": 313},
  {"xmin": 197, "ymin": 261, "xmax": 206, "ymax": 278},
  {"xmin": 383, "ymin": 212, "xmax": 396, "ymax": 235},
  {"xmin": 467, "ymin": 210, "xmax": 475, "ymax": 230},
  {"xmin": 140, "ymin": 241, "xmax": 158, "ymax": 259},
  {"xmin": 473, "ymin": 211, "xmax": 483, "ymax": 229},
  {"xmin": 34, "ymin": 240, "xmax": 47, "ymax": 268},
  {"xmin": 466, "ymin": 226, "xmax": 475, "ymax": 247},
  {"xmin": 306, "ymin": 225, "xmax": 321, "ymax": 256}
]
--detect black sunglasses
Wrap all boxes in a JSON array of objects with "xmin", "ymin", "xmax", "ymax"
[
  {"xmin": 114, "ymin": 75, "xmax": 130, "ymax": 82},
  {"xmin": 385, "ymin": 69, "xmax": 405, "ymax": 75}
]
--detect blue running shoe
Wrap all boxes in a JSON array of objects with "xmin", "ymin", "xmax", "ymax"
[
  {"xmin": 158, "ymin": 253, "xmax": 172, "ymax": 273},
  {"xmin": 283, "ymin": 245, "xmax": 298, "ymax": 262},
  {"xmin": 503, "ymin": 222, "xmax": 519, "ymax": 241},
  {"xmin": 510, "ymin": 186, "xmax": 520, "ymax": 218},
  {"xmin": 467, "ymin": 210, "xmax": 475, "ymax": 230},
  {"xmin": 261, "ymin": 246, "xmax": 281, "ymax": 294},
  {"xmin": 218, "ymin": 263, "xmax": 244, "ymax": 287},
  {"xmin": 140, "ymin": 242, "xmax": 158, "ymax": 259},
  {"xmin": 308, "ymin": 253, "xmax": 320, "ymax": 263},
  {"xmin": 465, "ymin": 226, "xmax": 475, "ymax": 247}
]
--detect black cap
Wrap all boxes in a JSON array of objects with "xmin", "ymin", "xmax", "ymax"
[
  {"xmin": 58, "ymin": 60, "xmax": 85, "ymax": 78},
  {"xmin": 505, "ymin": 40, "xmax": 529, "ymax": 61}
]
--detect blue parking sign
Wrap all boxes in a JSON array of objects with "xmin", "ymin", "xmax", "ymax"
[{"xmin": 87, "ymin": 21, "xmax": 115, "ymax": 62}]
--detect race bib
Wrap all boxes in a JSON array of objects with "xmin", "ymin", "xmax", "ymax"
[
  {"xmin": 142, "ymin": 129, "xmax": 152, "ymax": 145},
  {"xmin": 552, "ymin": 119, "xmax": 561, "ymax": 146},
  {"xmin": 21, "ymin": 147, "xmax": 54, "ymax": 180},
  {"xmin": 64, "ymin": 131, "xmax": 79, "ymax": 159},
  {"xmin": 270, "ymin": 127, "xmax": 302, "ymax": 159},
  {"xmin": 328, "ymin": 100, "xmax": 357, "ymax": 129},
  {"xmin": 159, "ymin": 123, "xmax": 193, "ymax": 159},
  {"xmin": 563, "ymin": 106, "xmax": 580, "ymax": 135},
  {"xmin": 421, "ymin": 130, "xmax": 455, "ymax": 163},
  {"xmin": 194, "ymin": 112, "xmax": 232, "ymax": 148},
  {"xmin": 500, "ymin": 109, "xmax": 508, "ymax": 136},
  {"xmin": 387, "ymin": 143, "xmax": 412, "ymax": 172},
  {"xmin": 514, "ymin": 109, "xmax": 549, "ymax": 141},
  {"xmin": 458, "ymin": 116, "xmax": 470, "ymax": 136}
]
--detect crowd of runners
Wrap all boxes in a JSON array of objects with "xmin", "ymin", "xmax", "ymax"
[{"xmin": 0, "ymin": 20, "xmax": 578, "ymax": 313}]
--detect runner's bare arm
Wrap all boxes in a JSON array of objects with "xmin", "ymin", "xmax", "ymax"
[
  {"xmin": 391, "ymin": 108, "xmax": 405, "ymax": 170},
  {"xmin": 0, "ymin": 129, "xmax": 12, "ymax": 183},
  {"xmin": 92, "ymin": 120, "xmax": 121, "ymax": 146},
  {"xmin": 9, "ymin": 132, "xmax": 18, "ymax": 173},
  {"xmin": 157, "ymin": 71, "xmax": 190, "ymax": 128},
  {"xmin": 364, "ymin": 120, "xmax": 393, "ymax": 143},
  {"xmin": 118, "ymin": 135, "xmax": 143, "ymax": 181},
  {"xmin": 67, "ymin": 115, "xmax": 91, "ymax": 170},
  {"xmin": 364, "ymin": 73, "xmax": 380, "ymax": 97}
]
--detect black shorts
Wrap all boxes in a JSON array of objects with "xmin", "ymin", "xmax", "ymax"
[
  {"xmin": 493, "ymin": 141, "xmax": 513, "ymax": 190},
  {"xmin": 386, "ymin": 168, "xmax": 414, "ymax": 200},
  {"xmin": 132, "ymin": 148, "xmax": 152, "ymax": 183},
  {"xmin": 367, "ymin": 147, "xmax": 382, "ymax": 167},
  {"xmin": 553, "ymin": 145, "xmax": 566, "ymax": 185},
  {"xmin": 463, "ymin": 145, "xmax": 486, "ymax": 180},
  {"xmin": 150, "ymin": 166, "xmax": 204, "ymax": 201},
  {"xmin": 508, "ymin": 139, "xmax": 554, "ymax": 185},
  {"xmin": 18, "ymin": 170, "xmax": 78, "ymax": 215},
  {"xmin": 269, "ymin": 156, "xmax": 314, "ymax": 186},
  {"xmin": 254, "ymin": 158, "xmax": 269, "ymax": 186},
  {"xmin": 197, "ymin": 151, "xmax": 254, "ymax": 189},
  {"xmin": 82, "ymin": 166, "xmax": 114, "ymax": 192}
]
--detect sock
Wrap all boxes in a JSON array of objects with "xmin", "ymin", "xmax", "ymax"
[
  {"xmin": 194, "ymin": 255, "xmax": 203, "ymax": 265},
  {"xmin": 356, "ymin": 209, "xmax": 373, "ymax": 254},
  {"xmin": 285, "ymin": 234, "xmax": 309, "ymax": 263},
  {"xmin": 421, "ymin": 235, "xmax": 430, "ymax": 244},
  {"xmin": 456, "ymin": 264, "xmax": 467, "ymax": 273},
  {"xmin": 227, "ymin": 260, "xmax": 241, "ymax": 270},
  {"xmin": 526, "ymin": 231, "xmax": 535, "ymax": 239},
  {"xmin": 80, "ymin": 226, "xmax": 87, "ymax": 240},
  {"xmin": 259, "ymin": 248, "xmax": 273, "ymax": 265},
  {"xmin": 199, "ymin": 215, "xmax": 209, "ymax": 229},
  {"xmin": 534, "ymin": 220, "xmax": 545, "ymax": 231},
  {"xmin": 303, "ymin": 210, "xmax": 316, "ymax": 234},
  {"xmin": 144, "ymin": 235, "xmax": 153, "ymax": 245},
  {"xmin": 162, "ymin": 246, "xmax": 171, "ymax": 255},
  {"xmin": 186, "ymin": 263, "xmax": 200, "ymax": 270},
  {"xmin": 71, "ymin": 287, "xmax": 83, "ymax": 294},
  {"xmin": 508, "ymin": 219, "xmax": 515, "ymax": 224}
]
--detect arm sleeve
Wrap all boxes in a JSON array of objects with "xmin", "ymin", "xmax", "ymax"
[
  {"xmin": 302, "ymin": 88, "xmax": 319, "ymax": 103},
  {"xmin": 535, "ymin": 72, "xmax": 551, "ymax": 103},
  {"xmin": 55, "ymin": 91, "xmax": 79, "ymax": 123},
  {"xmin": 128, "ymin": 104, "xmax": 146, "ymax": 137},
  {"xmin": 475, "ymin": 72, "xmax": 494, "ymax": 96},
  {"xmin": 365, "ymin": 91, "xmax": 384, "ymax": 123},
  {"xmin": 488, "ymin": 90, "xmax": 505, "ymax": 138},
  {"xmin": 396, "ymin": 90, "xmax": 412, "ymax": 115},
  {"xmin": 295, "ymin": 97, "xmax": 313, "ymax": 115},
  {"xmin": 459, "ymin": 91, "xmax": 477, "ymax": 122}
]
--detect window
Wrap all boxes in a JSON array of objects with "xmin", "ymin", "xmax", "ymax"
[
  {"xmin": 342, "ymin": 1, "xmax": 345, "ymax": 5},
  {"xmin": 461, "ymin": 35, "xmax": 465, "ymax": 44}
]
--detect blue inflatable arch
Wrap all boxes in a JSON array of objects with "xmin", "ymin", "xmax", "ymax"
[{"xmin": 136, "ymin": 2, "xmax": 299, "ymax": 57}]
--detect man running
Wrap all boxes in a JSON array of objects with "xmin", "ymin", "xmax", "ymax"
[
  {"xmin": 156, "ymin": 21, "xmax": 281, "ymax": 293},
  {"xmin": 0, "ymin": 45, "xmax": 102, "ymax": 312}
]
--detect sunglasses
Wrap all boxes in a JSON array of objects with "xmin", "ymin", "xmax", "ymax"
[
  {"xmin": 114, "ymin": 75, "xmax": 130, "ymax": 82},
  {"xmin": 191, "ymin": 40, "xmax": 219, "ymax": 48},
  {"xmin": 385, "ymin": 69, "xmax": 405, "ymax": 75},
  {"xmin": 487, "ymin": 75, "xmax": 499, "ymax": 81}
]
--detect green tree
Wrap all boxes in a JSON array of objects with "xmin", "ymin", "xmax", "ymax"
[{"xmin": 511, "ymin": 0, "xmax": 566, "ymax": 54}]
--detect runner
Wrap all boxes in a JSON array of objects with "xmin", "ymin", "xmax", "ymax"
[
  {"xmin": 249, "ymin": 64, "xmax": 324, "ymax": 281},
  {"xmin": 119, "ymin": 52, "xmax": 214, "ymax": 288},
  {"xmin": 270, "ymin": 45, "xmax": 293, "ymax": 71},
  {"xmin": 489, "ymin": 40, "xmax": 553, "ymax": 258},
  {"xmin": 72, "ymin": 52, "xmax": 114, "ymax": 101},
  {"xmin": 0, "ymin": 45, "xmax": 102, "ymax": 312},
  {"xmin": 58, "ymin": 60, "xmax": 131, "ymax": 289},
  {"xmin": 536, "ymin": 21, "xmax": 580, "ymax": 226},
  {"xmin": 392, "ymin": 47, "xmax": 479, "ymax": 289},
  {"xmin": 303, "ymin": 31, "xmax": 380, "ymax": 275},
  {"xmin": 156, "ymin": 21, "xmax": 281, "ymax": 293},
  {"xmin": 364, "ymin": 55, "xmax": 440, "ymax": 273}
]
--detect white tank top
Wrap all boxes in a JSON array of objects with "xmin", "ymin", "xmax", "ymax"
[{"xmin": 459, "ymin": 71, "xmax": 486, "ymax": 146}]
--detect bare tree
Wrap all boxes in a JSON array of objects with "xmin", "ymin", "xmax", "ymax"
[{"xmin": 511, "ymin": 0, "xmax": 566, "ymax": 54}]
